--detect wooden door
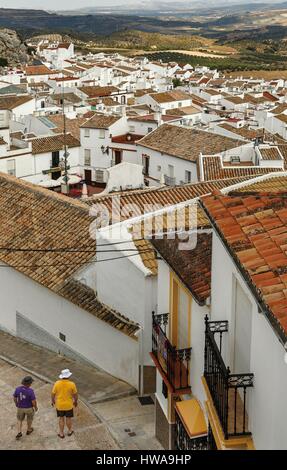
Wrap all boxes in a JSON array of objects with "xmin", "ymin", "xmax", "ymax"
[{"xmin": 84, "ymin": 169, "xmax": 92, "ymax": 184}]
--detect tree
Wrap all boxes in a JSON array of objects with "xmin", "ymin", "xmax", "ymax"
[{"xmin": 172, "ymin": 78, "xmax": 181, "ymax": 88}]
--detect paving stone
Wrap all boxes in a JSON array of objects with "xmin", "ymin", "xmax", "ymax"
[
  {"xmin": 0, "ymin": 330, "xmax": 134, "ymax": 403},
  {"xmin": 0, "ymin": 364, "xmax": 119, "ymax": 450},
  {"xmin": 74, "ymin": 425, "xmax": 118, "ymax": 450},
  {"xmin": 0, "ymin": 331, "xmax": 161, "ymax": 450}
]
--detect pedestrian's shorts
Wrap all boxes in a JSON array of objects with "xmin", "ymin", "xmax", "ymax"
[
  {"xmin": 56, "ymin": 409, "xmax": 74, "ymax": 418},
  {"xmin": 17, "ymin": 407, "xmax": 34, "ymax": 423}
]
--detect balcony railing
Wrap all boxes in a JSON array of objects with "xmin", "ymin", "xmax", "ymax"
[
  {"xmin": 152, "ymin": 312, "xmax": 192, "ymax": 392},
  {"xmin": 164, "ymin": 175, "xmax": 176, "ymax": 186},
  {"xmin": 204, "ymin": 316, "xmax": 254, "ymax": 439},
  {"xmin": 175, "ymin": 411, "xmax": 208, "ymax": 450}
]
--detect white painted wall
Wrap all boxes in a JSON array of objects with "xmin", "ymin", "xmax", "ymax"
[
  {"xmin": 80, "ymin": 117, "xmax": 128, "ymax": 173},
  {"xmin": 210, "ymin": 231, "xmax": 287, "ymax": 449},
  {"xmin": 190, "ymin": 300, "xmax": 209, "ymax": 408},
  {"xmin": 136, "ymin": 144, "xmax": 198, "ymax": 185},
  {"xmin": 12, "ymin": 99, "xmax": 36, "ymax": 120},
  {"xmin": 128, "ymin": 118, "xmax": 158, "ymax": 135},
  {"xmin": 155, "ymin": 369, "xmax": 168, "ymax": 416},
  {"xmin": 105, "ymin": 162, "xmax": 144, "ymax": 193},
  {"xmin": 0, "ymin": 264, "xmax": 139, "ymax": 387},
  {"xmin": 93, "ymin": 241, "xmax": 157, "ymax": 366}
]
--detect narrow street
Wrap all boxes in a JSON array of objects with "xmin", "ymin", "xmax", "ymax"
[{"xmin": 0, "ymin": 331, "xmax": 162, "ymax": 450}]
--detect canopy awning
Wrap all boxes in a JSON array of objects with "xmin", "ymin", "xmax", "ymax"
[
  {"xmin": 38, "ymin": 179, "xmax": 60, "ymax": 188},
  {"xmin": 175, "ymin": 398, "xmax": 207, "ymax": 438},
  {"xmin": 56, "ymin": 175, "xmax": 82, "ymax": 185}
]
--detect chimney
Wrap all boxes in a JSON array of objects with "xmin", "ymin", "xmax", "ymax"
[{"xmin": 154, "ymin": 110, "xmax": 162, "ymax": 126}]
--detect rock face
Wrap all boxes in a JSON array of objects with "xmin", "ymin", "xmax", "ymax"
[{"xmin": 0, "ymin": 28, "xmax": 29, "ymax": 65}]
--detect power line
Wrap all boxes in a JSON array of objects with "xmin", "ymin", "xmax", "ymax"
[
  {"xmin": 0, "ymin": 247, "xmax": 148, "ymax": 253},
  {"xmin": 0, "ymin": 250, "xmax": 157, "ymax": 269},
  {"xmin": 0, "ymin": 238, "xmax": 147, "ymax": 252}
]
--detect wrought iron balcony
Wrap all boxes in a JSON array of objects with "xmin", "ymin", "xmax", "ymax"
[
  {"xmin": 204, "ymin": 316, "xmax": 254, "ymax": 439},
  {"xmin": 164, "ymin": 175, "xmax": 176, "ymax": 186},
  {"xmin": 151, "ymin": 312, "xmax": 192, "ymax": 392},
  {"xmin": 175, "ymin": 411, "xmax": 208, "ymax": 450}
]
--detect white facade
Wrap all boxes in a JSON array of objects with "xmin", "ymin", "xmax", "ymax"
[
  {"xmin": 0, "ymin": 144, "xmax": 80, "ymax": 184},
  {"xmin": 210, "ymin": 231, "xmax": 287, "ymax": 450},
  {"xmin": 0, "ymin": 262, "xmax": 138, "ymax": 387},
  {"xmin": 136, "ymin": 144, "xmax": 198, "ymax": 186},
  {"xmin": 137, "ymin": 94, "xmax": 193, "ymax": 113},
  {"xmin": 80, "ymin": 117, "xmax": 128, "ymax": 180}
]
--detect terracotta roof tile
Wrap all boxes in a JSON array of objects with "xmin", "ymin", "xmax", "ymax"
[
  {"xmin": 0, "ymin": 95, "xmax": 33, "ymax": 110},
  {"xmin": 201, "ymin": 192, "xmax": 287, "ymax": 343},
  {"xmin": 149, "ymin": 90, "xmax": 191, "ymax": 104},
  {"xmin": 137, "ymin": 124, "xmax": 244, "ymax": 163},
  {"xmin": 0, "ymin": 173, "xmax": 137, "ymax": 337},
  {"xmin": 25, "ymin": 65, "xmax": 58, "ymax": 76},
  {"xmin": 151, "ymin": 233, "xmax": 212, "ymax": 305},
  {"xmin": 79, "ymin": 86, "xmax": 119, "ymax": 98},
  {"xmin": 30, "ymin": 133, "xmax": 80, "ymax": 154},
  {"xmin": 201, "ymin": 155, "xmax": 281, "ymax": 181},
  {"xmin": 80, "ymin": 114, "xmax": 121, "ymax": 129}
]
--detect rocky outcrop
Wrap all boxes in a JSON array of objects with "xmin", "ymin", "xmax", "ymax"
[{"xmin": 0, "ymin": 29, "xmax": 29, "ymax": 65}]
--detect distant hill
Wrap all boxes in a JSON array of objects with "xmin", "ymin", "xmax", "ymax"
[
  {"xmin": 0, "ymin": 6, "xmax": 287, "ymax": 46},
  {"xmin": 0, "ymin": 28, "xmax": 29, "ymax": 65}
]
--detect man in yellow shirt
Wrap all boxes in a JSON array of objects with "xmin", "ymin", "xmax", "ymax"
[{"xmin": 51, "ymin": 369, "xmax": 78, "ymax": 438}]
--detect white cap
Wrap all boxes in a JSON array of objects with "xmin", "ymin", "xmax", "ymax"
[{"xmin": 59, "ymin": 369, "xmax": 72, "ymax": 379}]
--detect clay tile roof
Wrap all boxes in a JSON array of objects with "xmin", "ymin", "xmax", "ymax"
[
  {"xmin": 166, "ymin": 105, "xmax": 201, "ymax": 116},
  {"xmin": 137, "ymin": 124, "xmax": 245, "ymax": 163},
  {"xmin": 201, "ymin": 192, "xmax": 287, "ymax": 343},
  {"xmin": 25, "ymin": 65, "xmax": 58, "ymax": 76},
  {"xmin": 30, "ymin": 133, "xmax": 80, "ymax": 155},
  {"xmin": 111, "ymin": 133, "xmax": 144, "ymax": 144},
  {"xmin": 80, "ymin": 114, "xmax": 121, "ymax": 129},
  {"xmin": 0, "ymin": 95, "xmax": 33, "ymax": 110},
  {"xmin": 201, "ymin": 155, "xmax": 282, "ymax": 181},
  {"xmin": 274, "ymin": 114, "xmax": 287, "ymax": 124},
  {"xmin": 79, "ymin": 86, "xmax": 119, "ymax": 98},
  {"xmin": 150, "ymin": 90, "xmax": 191, "ymax": 104},
  {"xmin": 51, "ymin": 93, "xmax": 82, "ymax": 105},
  {"xmin": 223, "ymin": 95, "xmax": 245, "ymax": 104},
  {"xmin": 86, "ymin": 177, "xmax": 255, "ymax": 274},
  {"xmin": 47, "ymin": 115, "xmax": 86, "ymax": 140},
  {"xmin": 219, "ymin": 123, "xmax": 263, "ymax": 140},
  {"xmin": 271, "ymin": 104, "xmax": 287, "ymax": 115},
  {"xmin": 151, "ymin": 232, "xmax": 212, "ymax": 305},
  {"xmin": 260, "ymin": 147, "xmax": 283, "ymax": 161},
  {"xmin": 0, "ymin": 172, "xmax": 138, "ymax": 337},
  {"xmin": 204, "ymin": 88, "xmax": 221, "ymax": 96},
  {"xmin": 234, "ymin": 175, "xmax": 287, "ymax": 193}
]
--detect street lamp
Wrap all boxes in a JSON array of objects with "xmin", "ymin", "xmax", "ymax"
[{"xmin": 59, "ymin": 147, "xmax": 70, "ymax": 195}]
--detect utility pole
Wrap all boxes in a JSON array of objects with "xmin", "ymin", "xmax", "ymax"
[{"xmin": 60, "ymin": 84, "xmax": 70, "ymax": 195}]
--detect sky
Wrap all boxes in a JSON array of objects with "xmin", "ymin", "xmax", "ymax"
[{"xmin": 0, "ymin": 0, "xmax": 283, "ymax": 10}]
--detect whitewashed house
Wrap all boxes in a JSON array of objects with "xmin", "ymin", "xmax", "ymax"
[
  {"xmin": 199, "ymin": 182, "xmax": 287, "ymax": 450},
  {"xmin": 25, "ymin": 65, "xmax": 59, "ymax": 84},
  {"xmin": 137, "ymin": 90, "xmax": 193, "ymax": 113},
  {"xmin": 136, "ymin": 123, "xmax": 248, "ymax": 186},
  {"xmin": 0, "ymin": 133, "xmax": 80, "ymax": 184},
  {"xmin": 80, "ymin": 114, "xmax": 128, "ymax": 184},
  {"xmin": 0, "ymin": 173, "xmax": 140, "ymax": 387},
  {"xmin": 149, "ymin": 173, "xmax": 287, "ymax": 450},
  {"xmin": 40, "ymin": 42, "xmax": 75, "ymax": 68}
]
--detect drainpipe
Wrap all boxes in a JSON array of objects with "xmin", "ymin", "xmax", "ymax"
[{"xmin": 136, "ymin": 325, "xmax": 144, "ymax": 397}]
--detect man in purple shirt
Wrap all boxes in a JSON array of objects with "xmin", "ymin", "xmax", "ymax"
[{"xmin": 13, "ymin": 376, "xmax": 38, "ymax": 440}]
